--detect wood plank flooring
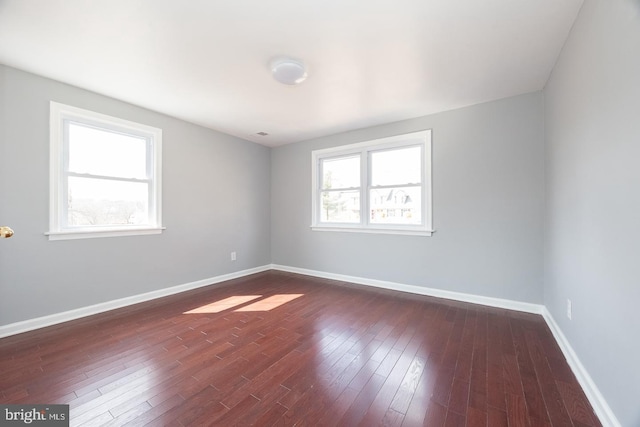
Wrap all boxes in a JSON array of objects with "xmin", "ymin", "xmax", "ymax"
[{"xmin": 0, "ymin": 271, "xmax": 601, "ymax": 426}]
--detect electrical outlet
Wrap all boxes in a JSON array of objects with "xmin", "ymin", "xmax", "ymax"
[
  {"xmin": 231, "ymin": 251, "xmax": 237, "ymax": 261},
  {"xmin": 566, "ymin": 299, "xmax": 572, "ymax": 320}
]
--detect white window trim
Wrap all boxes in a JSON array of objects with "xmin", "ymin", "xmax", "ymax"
[
  {"xmin": 311, "ymin": 130, "xmax": 434, "ymax": 236},
  {"xmin": 48, "ymin": 102, "xmax": 164, "ymax": 241}
]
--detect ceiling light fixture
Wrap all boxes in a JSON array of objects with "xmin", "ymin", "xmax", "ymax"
[{"xmin": 270, "ymin": 58, "xmax": 308, "ymax": 85}]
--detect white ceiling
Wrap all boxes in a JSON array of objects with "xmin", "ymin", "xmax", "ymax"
[{"xmin": 0, "ymin": 0, "xmax": 583, "ymax": 147}]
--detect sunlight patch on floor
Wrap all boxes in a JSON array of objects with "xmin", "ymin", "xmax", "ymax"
[
  {"xmin": 184, "ymin": 295, "xmax": 262, "ymax": 314},
  {"xmin": 184, "ymin": 294, "xmax": 305, "ymax": 314},
  {"xmin": 234, "ymin": 294, "xmax": 304, "ymax": 312}
]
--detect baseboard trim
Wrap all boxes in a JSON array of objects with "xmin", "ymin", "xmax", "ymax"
[
  {"xmin": 270, "ymin": 264, "xmax": 544, "ymax": 314},
  {"xmin": 272, "ymin": 264, "xmax": 618, "ymax": 427},
  {"xmin": 542, "ymin": 308, "xmax": 621, "ymax": 427},
  {"xmin": 0, "ymin": 264, "xmax": 619, "ymax": 427},
  {"xmin": 0, "ymin": 265, "xmax": 271, "ymax": 339}
]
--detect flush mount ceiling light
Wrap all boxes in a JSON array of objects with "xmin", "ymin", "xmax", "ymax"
[{"xmin": 270, "ymin": 58, "xmax": 308, "ymax": 85}]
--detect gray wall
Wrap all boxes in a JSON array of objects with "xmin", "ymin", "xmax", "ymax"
[
  {"xmin": 4, "ymin": 3, "xmax": 636, "ymax": 420},
  {"xmin": 272, "ymin": 92, "xmax": 545, "ymax": 304},
  {"xmin": 0, "ymin": 65, "xmax": 271, "ymax": 326},
  {"xmin": 544, "ymin": 0, "xmax": 640, "ymax": 425}
]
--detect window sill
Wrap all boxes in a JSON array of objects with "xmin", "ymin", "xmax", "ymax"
[
  {"xmin": 46, "ymin": 227, "xmax": 165, "ymax": 241},
  {"xmin": 311, "ymin": 226, "xmax": 434, "ymax": 237}
]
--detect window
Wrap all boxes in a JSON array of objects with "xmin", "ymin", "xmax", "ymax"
[
  {"xmin": 48, "ymin": 102, "xmax": 163, "ymax": 240},
  {"xmin": 311, "ymin": 130, "xmax": 433, "ymax": 236}
]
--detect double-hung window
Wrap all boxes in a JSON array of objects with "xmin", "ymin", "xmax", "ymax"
[
  {"xmin": 311, "ymin": 130, "xmax": 433, "ymax": 236},
  {"xmin": 48, "ymin": 102, "xmax": 163, "ymax": 240}
]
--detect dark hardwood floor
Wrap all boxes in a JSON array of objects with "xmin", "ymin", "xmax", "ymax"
[{"xmin": 0, "ymin": 271, "xmax": 601, "ymax": 426}]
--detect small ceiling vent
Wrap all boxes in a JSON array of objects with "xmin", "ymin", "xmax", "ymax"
[{"xmin": 256, "ymin": 132, "xmax": 269, "ymax": 136}]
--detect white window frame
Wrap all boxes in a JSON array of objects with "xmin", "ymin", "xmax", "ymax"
[
  {"xmin": 48, "ymin": 102, "xmax": 163, "ymax": 240},
  {"xmin": 311, "ymin": 130, "xmax": 433, "ymax": 236}
]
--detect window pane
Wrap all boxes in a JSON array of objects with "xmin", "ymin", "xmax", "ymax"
[
  {"xmin": 371, "ymin": 146, "xmax": 421, "ymax": 186},
  {"xmin": 67, "ymin": 177, "xmax": 149, "ymax": 226},
  {"xmin": 321, "ymin": 156, "xmax": 360, "ymax": 190},
  {"xmin": 370, "ymin": 186, "xmax": 421, "ymax": 225},
  {"xmin": 320, "ymin": 190, "xmax": 360, "ymax": 223},
  {"xmin": 68, "ymin": 122, "xmax": 148, "ymax": 179}
]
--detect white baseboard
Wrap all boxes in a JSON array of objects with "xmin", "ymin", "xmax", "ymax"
[
  {"xmin": 542, "ymin": 309, "xmax": 621, "ymax": 427},
  {"xmin": 270, "ymin": 264, "xmax": 544, "ymax": 314},
  {"xmin": 272, "ymin": 264, "xmax": 618, "ymax": 427},
  {"xmin": 0, "ymin": 265, "xmax": 271, "ymax": 339},
  {"xmin": 0, "ymin": 263, "xmax": 619, "ymax": 427},
  {"xmin": 0, "ymin": 264, "xmax": 542, "ymax": 338}
]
